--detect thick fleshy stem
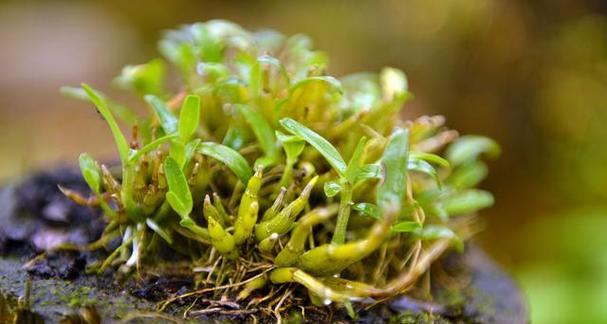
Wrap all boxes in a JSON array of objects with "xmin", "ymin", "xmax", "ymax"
[
  {"xmin": 274, "ymin": 204, "xmax": 338, "ymax": 266},
  {"xmin": 255, "ymin": 176, "xmax": 318, "ymax": 241},
  {"xmin": 269, "ymin": 236, "xmax": 454, "ymax": 305},
  {"xmin": 297, "ymin": 208, "xmax": 396, "ymax": 276}
]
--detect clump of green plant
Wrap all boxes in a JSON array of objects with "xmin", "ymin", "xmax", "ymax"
[{"xmin": 61, "ymin": 20, "xmax": 499, "ymax": 318}]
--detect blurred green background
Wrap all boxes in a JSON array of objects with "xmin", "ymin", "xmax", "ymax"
[{"xmin": 1, "ymin": 0, "xmax": 606, "ymax": 322}]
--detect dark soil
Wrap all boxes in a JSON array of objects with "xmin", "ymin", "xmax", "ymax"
[
  {"xmin": 0, "ymin": 167, "xmax": 104, "ymax": 258},
  {"xmin": 0, "ymin": 168, "xmax": 528, "ymax": 323}
]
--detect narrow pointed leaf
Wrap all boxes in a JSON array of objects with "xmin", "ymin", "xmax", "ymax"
[
  {"xmin": 289, "ymin": 76, "xmax": 343, "ymax": 95},
  {"xmin": 199, "ymin": 142, "xmax": 253, "ymax": 183},
  {"xmin": 236, "ymin": 104, "xmax": 278, "ymax": 166},
  {"xmin": 345, "ymin": 136, "xmax": 368, "ymax": 182},
  {"xmin": 416, "ymin": 225, "xmax": 463, "ymax": 252},
  {"xmin": 259, "ymin": 55, "xmax": 290, "ymax": 81},
  {"xmin": 391, "ymin": 221, "xmax": 422, "ymax": 233},
  {"xmin": 377, "ymin": 127, "xmax": 409, "ymax": 212},
  {"xmin": 323, "ymin": 180, "xmax": 342, "ymax": 198},
  {"xmin": 78, "ymin": 153, "xmax": 101, "ymax": 194},
  {"xmin": 81, "ymin": 84, "xmax": 130, "ymax": 164},
  {"xmin": 276, "ymin": 131, "xmax": 305, "ymax": 163},
  {"xmin": 353, "ymin": 163, "xmax": 382, "ymax": 184},
  {"xmin": 185, "ymin": 139, "xmax": 201, "ymax": 165},
  {"xmin": 62, "ymin": 86, "xmax": 139, "ymax": 125},
  {"xmin": 408, "ymin": 158, "xmax": 441, "ymax": 188},
  {"xmin": 166, "ymin": 192, "xmax": 188, "ymax": 218},
  {"xmin": 113, "ymin": 58, "xmax": 166, "ymax": 96},
  {"xmin": 279, "ymin": 118, "xmax": 346, "ymax": 175},
  {"xmin": 164, "ymin": 157, "xmax": 193, "ymax": 217},
  {"xmin": 248, "ymin": 55, "xmax": 289, "ymax": 97},
  {"xmin": 447, "ymin": 161, "xmax": 488, "ymax": 189},
  {"xmin": 409, "ymin": 152, "xmax": 450, "ymax": 168},
  {"xmin": 353, "ymin": 202, "xmax": 380, "ymax": 220},
  {"xmin": 170, "ymin": 140, "xmax": 186, "ymax": 168},
  {"xmin": 144, "ymin": 94, "xmax": 178, "ymax": 134},
  {"xmin": 446, "ymin": 135, "xmax": 500, "ymax": 167},
  {"xmin": 442, "ymin": 189, "xmax": 494, "ymax": 216},
  {"xmin": 223, "ymin": 126, "xmax": 249, "ymax": 151},
  {"xmin": 129, "ymin": 134, "xmax": 178, "ymax": 163},
  {"xmin": 178, "ymin": 95, "xmax": 201, "ymax": 141}
]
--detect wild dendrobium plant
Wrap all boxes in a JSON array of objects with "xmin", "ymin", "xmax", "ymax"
[{"xmin": 61, "ymin": 20, "xmax": 499, "ymax": 318}]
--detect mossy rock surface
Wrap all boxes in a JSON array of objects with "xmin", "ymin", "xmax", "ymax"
[{"xmin": 0, "ymin": 168, "xmax": 527, "ymax": 323}]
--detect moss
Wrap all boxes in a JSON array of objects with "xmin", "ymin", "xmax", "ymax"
[{"xmin": 391, "ymin": 311, "xmax": 452, "ymax": 324}]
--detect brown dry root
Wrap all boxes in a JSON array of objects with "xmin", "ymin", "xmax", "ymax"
[
  {"xmin": 154, "ymin": 238, "xmax": 453, "ymax": 320},
  {"xmin": 155, "ymin": 217, "xmax": 476, "ymax": 322}
]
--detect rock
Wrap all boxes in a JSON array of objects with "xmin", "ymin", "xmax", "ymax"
[
  {"xmin": 0, "ymin": 167, "xmax": 104, "ymax": 254},
  {"xmin": 0, "ymin": 168, "xmax": 528, "ymax": 323}
]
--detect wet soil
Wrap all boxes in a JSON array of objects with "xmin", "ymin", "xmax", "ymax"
[{"xmin": 0, "ymin": 168, "xmax": 528, "ymax": 323}]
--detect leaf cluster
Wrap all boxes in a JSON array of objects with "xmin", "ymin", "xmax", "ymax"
[{"xmin": 62, "ymin": 20, "xmax": 499, "ymax": 317}]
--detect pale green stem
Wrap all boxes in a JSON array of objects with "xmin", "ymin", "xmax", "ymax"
[
  {"xmin": 331, "ymin": 181, "xmax": 352, "ymax": 244},
  {"xmin": 277, "ymin": 160, "xmax": 294, "ymax": 190},
  {"xmin": 121, "ymin": 164, "xmax": 140, "ymax": 221}
]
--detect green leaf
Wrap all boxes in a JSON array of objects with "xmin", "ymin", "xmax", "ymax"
[
  {"xmin": 416, "ymin": 225, "xmax": 455, "ymax": 239},
  {"xmin": 144, "ymin": 95, "xmax": 178, "ymax": 134},
  {"xmin": 145, "ymin": 218, "xmax": 173, "ymax": 244},
  {"xmin": 129, "ymin": 134, "xmax": 178, "ymax": 163},
  {"xmin": 192, "ymin": 24, "xmax": 223, "ymax": 63},
  {"xmin": 289, "ymin": 76, "xmax": 343, "ymax": 95},
  {"xmin": 60, "ymin": 86, "xmax": 89, "ymax": 101},
  {"xmin": 81, "ymin": 84, "xmax": 130, "ymax": 165},
  {"xmin": 249, "ymin": 54, "xmax": 291, "ymax": 97},
  {"xmin": 196, "ymin": 62, "xmax": 229, "ymax": 81},
  {"xmin": 169, "ymin": 140, "xmax": 186, "ymax": 169},
  {"xmin": 341, "ymin": 72, "xmax": 381, "ymax": 113},
  {"xmin": 345, "ymin": 137, "xmax": 368, "ymax": 182},
  {"xmin": 78, "ymin": 153, "xmax": 101, "ymax": 194},
  {"xmin": 323, "ymin": 180, "xmax": 342, "ymax": 198},
  {"xmin": 279, "ymin": 118, "xmax": 346, "ymax": 176},
  {"xmin": 353, "ymin": 202, "xmax": 380, "ymax": 220},
  {"xmin": 178, "ymin": 95, "xmax": 201, "ymax": 142},
  {"xmin": 276, "ymin": 131, "xmax": 305, "ymax": 163},
  {"xmin": 409, "ymin": 152, "xmax": 450, "ymax": 168},
  {"xmin": 380, "ymin": 67, "xmax": 408, "ymax": 102},
  {"xmin": 214, "ymin": 77, "xmax": 246, "ymax": 103},
  {"xmin": 199, "ymin": 142, "xmax": 253, "ymax": 184},
  {"xmin": 185, "ymin": 139, "xmax": 202, "ymax": 166},
  {"xmin": 447, "ymin": 161, "xmax": 488, "ymax": 189},
  {"xmin": 258, "ymin": 55, "xmax": 290, "ymax": 82},
  {"xmin": 391, "ymin": 221, "xmax": 422, "ymax": 233},
  {"xmin": 163, "ymin": 157, "xmax": 193, "ymax": 218},
  {"xmin": 113, "ymin": 58, "xmax": 166, "ymax": 96},
  {"xmin": 161, "ymin": 42, "xmax": 197, "ymax": 77},
  {"xmin": 236, "ymin": 104, "xmax": 278, "ymax": 166},
  {"xmin": 61, "ymin": 86, "xmax": 139, "ymax": 125},
  {"xmin": 446, "ymin": 135, "xmax": 500, "ymax": 167},
  {"xmin": 442, "ymin": 189, "xmax": 494, "ymax": 216},
  {"xmin": 377, "ymin": 127, "xmax": 410, "ymax": 212},
  {"xmin": 223, "ymin": 126, "xmax": 249, "ymax": 150},
  {"xmin": 430, "ymin": 203, "xmax": 449, "ymax": 223},
  {"xmin": 352, "ymin": 164, "xmax": 382, "ymax": 184},
  {"xmin": 408, "ymin": 158, "xmax": 441, "ymax": 188},
  {"xmin": 415, "ymin": 225, "xmax": 463, "ymax": 252}
]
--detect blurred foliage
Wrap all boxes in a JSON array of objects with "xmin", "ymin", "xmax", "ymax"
[
  {"xmin": 0, "ymin": 0, "xmax": 607, "ymax": 322},
  {"xmin": 518, "ymin": 209, "xmax": 607, "ymax": 323}
]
